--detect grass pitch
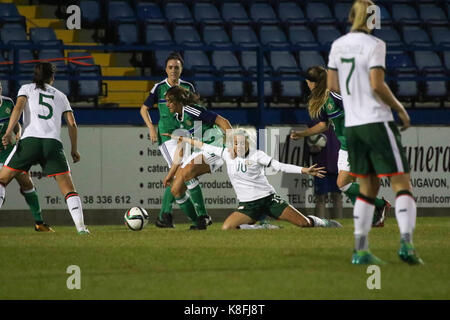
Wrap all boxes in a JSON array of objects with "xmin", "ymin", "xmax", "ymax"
[{"xmin": 0, "ymin": 217, "xmax": 449, "ymax": 300}]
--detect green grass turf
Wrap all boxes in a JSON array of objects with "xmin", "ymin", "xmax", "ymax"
[{"xmin": 0, "ymin": 217, "xmax": 449, "ymax": 300}]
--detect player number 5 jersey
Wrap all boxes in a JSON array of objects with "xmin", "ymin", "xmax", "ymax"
[{"xmin": 17, "ymin": 83, "xmax": 73, "ymax": 142}]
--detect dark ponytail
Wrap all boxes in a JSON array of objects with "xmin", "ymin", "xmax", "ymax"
[
  {"xmin": 165, "ymin": 85, "xmax": 200, "ymax": 106},
  {"xmin": 33, "ymin": 62, "xmax": 56, "ymax": 90},
  {"xmin": 306, "ymin": 66, "xmax": 329, "ymax": 119}
]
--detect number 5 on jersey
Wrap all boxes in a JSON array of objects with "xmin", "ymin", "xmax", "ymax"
[{"xmin": 38, "ymin": 93, "xmax": 54, "ymax": 120}]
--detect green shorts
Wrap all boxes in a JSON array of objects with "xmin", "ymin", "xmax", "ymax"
[
  {"xmin": 345, "ymin": 121, "xmax": 410, "ymax": 177},
  {"xmin": 5, "ymin": 137, "xmax": 70, "ymax": 177},
  {"xmin": 237, "ymin": 193, "xmax": 289, "ymax": 221},
  {"xmin": 0, "ymin": 144, "xmax": 14, "ymax": 164}
]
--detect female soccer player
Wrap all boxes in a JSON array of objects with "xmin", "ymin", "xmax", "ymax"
[
  {"xmin": 0, "ymin": 62, "xmax": 89, "ymax": 234},
  {"xmin": 0, "ymin": 82, "xmax": 52, "ymax": 232},
  {"xmin": 163, "ymin": 128, "xmax": 342, "ymax": 230},
  {"xmin": 162, "ymin": 85, "xmax": 232, "ymax": 230},
  {"xmin": 327, "ymin": 0, "xmax": 422, "ymax": 264},
  {"xmin": 140, "ymin": 52, "xmax": 208, "ymax": 228},
  {"xmin": 290, "ymin": 66, "xmax": 390, "ymax": 227}
]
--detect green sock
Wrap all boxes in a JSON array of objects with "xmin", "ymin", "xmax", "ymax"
[
  {"xmin": 187, "ymin": 181, "xmax": 207, "ymax": 217},
  {"xmin": 175, "ymin": 194, "xmax": 198, "ymax": 226},
  {"xmin": 22, "ymin": 189, "xmax": 43, "ymax": 223},
  {"xmin": 159, "ymin": 186, "xmax": 175, "ymax": 219},
  {"xmin": 344, "ymin": 182, "xmax": 385, "ymax": 208}
]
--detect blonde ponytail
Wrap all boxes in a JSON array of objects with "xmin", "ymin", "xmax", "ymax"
[{"xmin": 349, "ymin": 0, "xmax": 375, "ymax": 32}]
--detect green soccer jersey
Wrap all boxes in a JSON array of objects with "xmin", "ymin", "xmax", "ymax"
[
  {"xmin": 318, "ymin": 91, "xmax": 347, "ymax": 151},
  {"xmin": 143, "ymin": 79, "xmax": 195, "ymax": 145},
  {"xmin": 174, "ymin": 104, "xmax": 224, "ymax": 148},
  {"xmin": 0, "ymin": 95, "xmax": 15, "ymax": 162}
]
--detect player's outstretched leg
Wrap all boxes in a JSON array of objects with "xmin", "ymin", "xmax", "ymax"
[
  {"xmin": 222, "ymin": 211, "xmax": 254, "ymax": 230},
  {"xmin": 155, "ymin": 186, "xmax": 175, "ymax": 228},
  {"xmin": 16, "ymin": 173, "xmax": 54, "ymax": 232},
  {"xmin": 55, "ymin": 173, "xmax": 89, "ymax": 234},
  {"xmin": 278, "ymin": 205, "xmax": 342, "ymax": 228}
]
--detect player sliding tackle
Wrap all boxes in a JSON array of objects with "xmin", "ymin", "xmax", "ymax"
[{"xmin": 163, "ymin": 128, "xmax": 342, "ymax": 229}]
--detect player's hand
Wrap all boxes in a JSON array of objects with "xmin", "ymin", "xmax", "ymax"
[
  {"xmin": 1, "ymin": 132, "xmax": 13, "ymax": 148},
  {"xmin": 149, "ymin": 126, "xmax": 158, "ymax": 144},
  {"xmin": 302, "ymin": 164, "xmax": 326, "ymax": 178},
  {"xmin": 71, "ymin": 150, "xmax": 81, "ymax": 163},
  {"xmin": 398, "ymin": 109, "xmax": 411, "ymax": 131},
  {"xmin": 290, "ymin": 130, "xmax": 304, "ymax": 140},
  {"xmin": 163, "ymin": 174, "xmax": 173, "ymax": 187}
]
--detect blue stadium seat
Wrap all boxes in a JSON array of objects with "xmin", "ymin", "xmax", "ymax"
[
  {"xmin": 288, "ymin": 25, "xmax": 317, "ymax": 45},
  {"xmin": 270, "ymin": 51, "xmax": 299, "ymax": 73},
  {"xmin": 334, "ymin": 2, "xmax": 352, "ymax": 23},
  {"xmin": 67, "ymin": 52, "xmax": 98, "ymax": 72},
  {"xmin": 373, "ymin": 26, "xmax": 403, "ymax": 47},
  {"xmin": 80, "ymin": 0, "xmax": 101, "ymax": 26},
  {"xmin": 305, "ymin": 2, "xmax": 336, "ymax": 24},
  {"xmin": 153, "ymin": 47, "xmax": 174, "ymax": 71},
  {"xmin": 136, "ymin": 3, "xmax": 165, "ymax": 23},
  {"xmin": 0, "ymin": 24, "xmax": 28, "ymax": 43},
  {"xmin": 231, "ymin": 25, "xmax": 259, "ymax": 46},
  {"xmin": 0, "ymin": 77, "xmax": 10, "ymax": 97},
  {"xmin": 193, "ymin": 72, "xmax": 215, "ymax": 98},
  {"xmin": 277, "ymin": 2, "xmax": 307, "ymax": 25},
  {"xmin": 425, "ymin": 72, "xmax": 447, "ymax": 99},
  {"xmin": 444, "ymin": 51, "xmax": 450, "ymax": 70},
  {"xmin": 316, "ymin": 25, "xmax": 341, "ymax": 47},
  {"xmin": 222, "ymin": 73, "xmax": 244, "ymax": 99},
  {"xmin": 173, "ymin": 25, "xmax": 202, "ymax": 46},
  {"xmin": 221, "ymin": 3, "xmax": 251, "ymax": 24},
  {"xmin": 299, "ymin": 51, "xmax": 325, "ymax": 71},
  {"xmin": 183, "ymin": 50, "xmax": 213, "ymax": 72},
  {"xmin": 402, "ymin": 26, "xmax": 432, "ymax": 46},
  {"xmin": 212, "ymin": 51, "xmax": 241, "ymax": 72},
  {"xmin": 0, "ymin": 54, "xmax": 10, "ymax": 72},
  {"xmin": 391, "ymin": 4, "xmax": 421, "ymax": 25},
  {"xmin": 250, "ymin": 71, "xmax": 273, "ymax": 99},
  {"xmin": 386, "ymin": 51, "xmax": 415, "ymax": 70},
  {"xmin": 145, "ymin": 24, "xmax": 172, "ymax": 44},
  {"xmin": 280, "ymin": 80, "xmax": 303, "ymax": 98},
  {"xmin": 108, "ymin": 1, "xmax": 135, "ymax": 23},
  {"xmin": 30, "ymin": 28, "xmax": 57, "ymax": 43},
  {"xmin": 240, "ymin": 51, "xmax": 271, "ymax": 72},
  {"xmin": 414, "ymin": 51, "xmax": 443, "ymax": 71},
  {"xmin": 419, "ymin": 4, "xmax": 448, "ymax": 25},
  {"xmin": 76, "ymin": 71, "xmax": 101, "ymax": 100},
  {"xmin": 378, "ymin": 4, "xmax": 392, "ymax": 25},
  {"xmin": 396, "ymin": 72, "xmax": 418, "ymax": 99},
  {"xmin": 193, "ymin": 2, "xmax": 222, "ymax": 25},
  {"xmin": 430, "ymin": 27, "xmax": 450, "ymax": 46},
  {"xmin": 164, "ymin": 2, "xmax": 194, "ymax": 25},
  {"xmin": 38, "ymin": 49, "xmax": 66, "ymax": 67},
  {"xmin": 249, "ymin": 3, "xmax": 278, "ymax": 24},
  {"xmin": 0, "ymin": 3, "xmax": 25, "ymax": 27},
  {"xmin": 259, "ymin": 25, "xmax": 288, "ymax": 46},
  {"xmin": 52, "ymin": 70, "xmax": 71, "ymax": 97},
  {"xmin": 116, "ymin": 23, "xmax": 138, "ymax": 45},
  {"xmin": 202, "ymin": 25, "xmax": 231, "ymax": 46}
]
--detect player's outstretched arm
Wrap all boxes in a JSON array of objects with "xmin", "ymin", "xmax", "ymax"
[
  {"xmin": 270, "ymin": 160, "xmax": 326, "ymax": 178},
  {"xmin": 290, "ymin": 122, "xmax": 328, "ymax": 140},
  {"xmin": 2, "ymin": 97, "xmax": 26, "ymax": 147},
  {"xmin": 64, "ymin": 111, "xmax": 80, "ymax": 163}
]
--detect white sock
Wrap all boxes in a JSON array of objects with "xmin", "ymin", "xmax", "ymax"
[
  {"xmin": 0, "ymin": 183, "xmax": 5, "ymax": 208},
  {"xmin": 395, "ymin": 192, "xmax": 416, "ymax": 243},
  {"xmin": 66, "ymin": 193, "xmax": 86, "ymax": 232},
  {"xmin": 307, "ymin": 215, "xmax": 326, "ymax": 227},
  {"xmin": 353, "ymin": 197, "xmax": 375, "ymax": 251}
]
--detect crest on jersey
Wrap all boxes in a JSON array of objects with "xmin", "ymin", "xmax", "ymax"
[
  {"xmin": 245, "ymin": 160, "xmax": 254, "ymax": 166},
  {"xmin": 327, "ymin": 103, "xmax": 333, "ymax": 111},
  {"xmin": 5, "ymin": 108, "xmax": 11, "ymax": 114},
  {"xmin": 185, "ymin": 119, "xmax": 192, "ymax": 127}
]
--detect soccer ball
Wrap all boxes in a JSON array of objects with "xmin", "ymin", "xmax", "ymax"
[
  {"xmin": 124, "ymin": 207, "xmax": 149, "ymax": 231},
  {"xmin": 307, "ymin": 133, "xmax": 327, "ymax": 148}
]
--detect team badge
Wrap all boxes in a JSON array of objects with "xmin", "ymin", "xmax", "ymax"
[
  {"xmin": 186, "ymin": 120, "xmax": 192, "ymax": 127},
  {"xmin": 327, "ymin": 103, "xmax": 333, "ymax": 111},
  {"xmin": 5, "ymin": 108, "xmax": 11, "ymax": 114},
  {"xmin": 245, "ymin": 160, "xmax": 254, "ymax": 166}
]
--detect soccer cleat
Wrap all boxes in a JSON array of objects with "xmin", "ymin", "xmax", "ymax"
[
  {"xmin": 78, "ymin": 228, "xmax": 90, "ymax": 235},
  {"xmin": 34, "ymin": 223, "xmax": 55, "ymax": 232},
  {"xmin": 323, "ymin": 219, "xmax": 343, "ymax": 228},
  {"xmin": 372, "ymin": 197, "xmax": 391, "ymax": 227},
  {"xmin": 155, "ymin": 213, "xmax": 174, "ymax": 228},
  {"xmin": 189, "ymin": 216, "xmax": 208, "ymax": 230},
  {"xmin": 351, "ymin": 250, "xmax": 386, "ymax": 265},
  {"xmin": 398, "ymin": 241, "xmax": 424, "ymax": 265}
]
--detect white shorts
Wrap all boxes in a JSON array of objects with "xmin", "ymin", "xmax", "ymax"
[
  {"xmin": 181, "ymin": 149, "xmax": 224, "ymax": 173},
  {"xmin": 158, "ymin": 139, "xmax": 179, "ymax": 168},
  {"xmin": 337, "ymin": 149, "xmax": 350, "ymax": 172}
]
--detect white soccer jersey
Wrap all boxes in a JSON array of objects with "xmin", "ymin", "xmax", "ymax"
[
  {"xmin": 17, "ymin": 83, "xmax": 72, "ymax": 142},
  {"xmin": 201, "ymin": 144, "xmax": 301, "ymax": 202},
  {"xmin": 328, "ymin": 31, "xmax": 394, "ymax": 127}
]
